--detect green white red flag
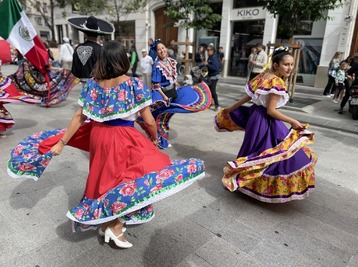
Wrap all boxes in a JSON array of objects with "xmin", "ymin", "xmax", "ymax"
[{"xmin": 0, "ymin": 0, "xmax": 49, "ymax": 73}]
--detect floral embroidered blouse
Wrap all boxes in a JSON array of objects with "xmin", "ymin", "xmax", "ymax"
[
  {"xmin": 245, "ymin": 71, "xmax": 289, "ymax": 108},
  {"xmin": 78, "ymin": 77, "xmax": 152, "ymax": 122}
]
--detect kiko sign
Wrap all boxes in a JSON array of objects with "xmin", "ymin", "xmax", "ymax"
[{"xmin": 231, "ymin": 7, "xmax": 266, "ymax": 21}]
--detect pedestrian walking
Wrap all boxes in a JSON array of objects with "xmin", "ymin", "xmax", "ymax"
[
  {"xmin": 323, "ymin": 51, "xmax": 342, "ymax": 96},
  {"xmin": 148, "ymin": 38, "xmax": 157, "ymax": 61},
  {"xmin": 195, "ymin": 45, "xmax": 205, "ymax": 67},
  {"xmin": 247, "ymin": 47, "xmax": 257, "ymax": 82},
  {"xmin": 248, "ymin": 43, "xmax": 268, "ymax": 81},
  {"xmin": 218, "ymin": 46, "xmax": 225, "ymax": 72},
  {"xmin": 129, "ymin": 44, "xmax": 139, "ymax": 77},
  {"xmin": 140, "ymin": 48, "xmax": 153, "ymax": 89},
  {"xmin": 203, "ymin": 45, "xmax": 221, "ymax": 111},
  {"xmin": 332, "ymin": 61, "xmax": 349, "ymax": 103},
  {"xmin": 214, "ymin": 46, "xmax": 317, "ymax": 203},
  {"xmin": 339, "ymin": 55, "xmax": 358, "ymax": 114},
  {"xmin": 7, "ymin": 40, "xmax": 206, "ymax": 248},
  {"xmin": 58, "ymin": 37, "xmax": 74, "ymax": 70}
]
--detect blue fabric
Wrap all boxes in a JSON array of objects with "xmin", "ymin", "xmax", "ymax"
[
  {"xmin": 206, "ymin": 53, "xmax": 221, "ymax": 77},
  {"xmin": 103, "ymin": 118, "xmax": 134, "ymax": 127},
  {"xmin": 152, "ymin": 61, "xmax": 172, "ymax": 87},
  {"xmin": 78, "ymin": 77, "xmax": 152, "ymax": 122}
]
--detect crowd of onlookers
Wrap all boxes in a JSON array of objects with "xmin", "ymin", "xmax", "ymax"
[{"xmin": 323, "ymin": 51, "xmax": 358, "ymax": 114}]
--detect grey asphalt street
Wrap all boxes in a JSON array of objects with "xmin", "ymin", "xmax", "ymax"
[{"xmin": 1, "ymin": 64, "xmax": 358, "ymax": 267}]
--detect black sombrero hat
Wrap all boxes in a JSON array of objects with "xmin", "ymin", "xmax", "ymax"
[{"xmin": 67, "ymin": 16, "xmax": 114, "ymax": 35}]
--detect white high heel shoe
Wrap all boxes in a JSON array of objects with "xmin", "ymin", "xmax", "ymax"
[
  {"xmin": 98, "ymin": 226, "xmax": 126, "ymax": 237},
  {"xmin": 104, "ymin": 227, "xmax": 133, "ymax": 248}
]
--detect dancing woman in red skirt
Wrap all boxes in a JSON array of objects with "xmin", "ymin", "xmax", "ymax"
[{"xmin": 8, "ymin": 41, "xmax": 205, "ymax": 248}]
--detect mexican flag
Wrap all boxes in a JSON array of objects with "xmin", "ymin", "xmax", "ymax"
[{"xmin": 0, "ymin": 0, "xmax": 49, "ymax": 73}]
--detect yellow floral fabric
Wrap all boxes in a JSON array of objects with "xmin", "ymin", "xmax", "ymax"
[{"xmin": 222, "ymin": 126, "xmax": 317, "ymax": 203}]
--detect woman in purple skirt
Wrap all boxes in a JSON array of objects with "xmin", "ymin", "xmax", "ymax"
[{"xmin": 215, "ymin": 46, "xmax": 317, "ymax": 203}]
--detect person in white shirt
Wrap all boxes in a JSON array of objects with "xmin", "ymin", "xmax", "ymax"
[
  {"xmin": 248, "ymin": 43, "xmax": 268, "ymax": 81},
  {"xmin": 140, "ymin": 49, "xmax": 153, "ymax": 89},
  {"xmin": 59, "ymin": 37, "xmax": 74, "ymax": 70}
]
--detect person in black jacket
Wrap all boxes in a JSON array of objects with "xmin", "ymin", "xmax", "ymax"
[
  {"xmin": 67, "ymin": 16, "xmax": 114, "ymax": 81},
  {"xmin": 339, "ymin": 55, "xmax": 358, "ymax": 114},
  {"xmin": 203, "ymin": 45, "xmax": 221, "ymax": 111}
]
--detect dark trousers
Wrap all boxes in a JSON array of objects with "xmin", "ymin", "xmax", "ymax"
[
  {"xmin": 340, "ymin": 81, "xmax": 353, "ymax": 109},
  {"xmin": 323, "ymin": 75, "xmax": 336, "ymax": 95},
  {"xmin": 209, "ymin": 79, "xmax": 219, "ymax": 106},
  {"xmin": 131, "ymin": 63, "xmax": 138, "ymax": 77}
]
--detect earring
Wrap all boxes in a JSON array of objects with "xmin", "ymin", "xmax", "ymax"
[{"xmin": 273, "ymin": 69, "xmax": 281, "ymax": 77}]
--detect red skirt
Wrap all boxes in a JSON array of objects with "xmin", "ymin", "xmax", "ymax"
[{"xmin": 85, "ymin": 122, "xmax": 170, "ymax": 199}]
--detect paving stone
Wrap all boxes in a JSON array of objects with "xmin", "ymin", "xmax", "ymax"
[
  {"xmin": 195, "ymin": 236, "xmax": 248, "ymax": 267},
  {"xmin": 188, "ymin": 205, "xmax": 236, "ymax": 234},
  {"xmin": 176, "ymin": 253, "xmax": 214, "ymax": 267}
]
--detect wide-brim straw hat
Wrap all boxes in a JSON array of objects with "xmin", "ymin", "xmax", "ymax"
[{"xmin": 67, "ymin": 16, "xmax": 114, "ymax": 35}]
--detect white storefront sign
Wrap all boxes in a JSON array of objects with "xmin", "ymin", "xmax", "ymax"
[{"xmin": 231, "ymin": 7, "xmax": 266, "ymax": 21}]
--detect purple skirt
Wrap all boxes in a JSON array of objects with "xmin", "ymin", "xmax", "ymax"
[{"xmin": 218, "ymin": 105, "xmax": 317, "ymax": 203}]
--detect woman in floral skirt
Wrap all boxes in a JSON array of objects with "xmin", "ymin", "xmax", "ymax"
[
  {"xmin": 8, "ymin": 41, "xmax": 205, "ymax": 248},
  {"xmin": 215, "ymin": 46, "xmax": 317, "ymax": 203}
]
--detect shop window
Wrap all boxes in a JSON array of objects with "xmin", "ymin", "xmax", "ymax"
[
  {"xmin": 233, "ymin": 0, "xmax": 262, "ymax": 8},
  {"xmin": 228, "ymin": 20, "xmax": 265, "ymax": 78}
]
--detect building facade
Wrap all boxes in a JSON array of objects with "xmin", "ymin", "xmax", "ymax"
[{"xmin": 50, "ymin": 0, "xmax": 357, "ymax": 87}]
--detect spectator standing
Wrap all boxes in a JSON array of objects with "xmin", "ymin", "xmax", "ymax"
[
  {"xmin": 332, "ymin": 61, "xmax": 349, "ymax": 103},
  {"xmin": 204, "ymin": 45, "xmax": 221, "ymax": 111},
  {"xmin": 59, "ymin": 37, "xmax": 74, "ymax": 70},
  {"xmin": 248, "ymin": 43, "xmax": 268, "ymax": 81},
  {"xmin": 323, "ymin": 51, "xmax": 342, "ymax": 96},
  {"xmin": 247, "ymin": 47, "xmax": 257, "ymax": 81},
  {"xmin": 148, "ymin": 38, "xmax": 157, "ymax": 61},
  {"xmin": 49, "ymin": 40, "xmax": 60, "ymax": 67},
  {"xmin": 129, "ymin": 44, "xmax": 139, "ymax": 77},
  {"xmin": 218, "ymin": 46, "xmax": 225, "ymax": 72},
  {"xmin": 68, "ymin": 16, "xmax": 114, "ymax": 80},
  {"xmin": 140, "ymin": 48, "xmax": 153, "ymax": 89},
  {"xmin": 339, "ymin": 55, "xmax": 358, "ymax": 114},
  {"xmin": 195, "ymin": 45, "xmax": 205, "ymax": 67}
]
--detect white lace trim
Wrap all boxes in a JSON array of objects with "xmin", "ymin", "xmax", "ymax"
[
  {"xmin": 66, "ymin": 172, "xmax": 205, "ymax": 225},
  {"xmin": 78, "ymin": 99, "xmax": 152, "ymax": 122},
  {"xmin": 7, "ymin": 166, "xmax": 39, "ymax": 181},
  {"xmin": 238, "ymin": 187, "xmax": 314, "ymax": 203}
]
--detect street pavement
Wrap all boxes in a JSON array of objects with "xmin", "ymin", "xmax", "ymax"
[{"xmin": 1, "ymin": 64, "xmax": 358, "ymax": 267}]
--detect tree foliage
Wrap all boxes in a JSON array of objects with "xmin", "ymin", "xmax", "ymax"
[
  {"xmin": 107, "ymin": 0, "xmax": 149, "ymax": 23},
  {"xmin": 164, "ymin": 0, "xmax": 222, "ymax": 30},
  {"xmin": 60, "ymin": 0, "xmax": 109, "ymax": 15},
  {"xmin": 259, "ymin": 0, "xmax": 345, "ymax": 38}
]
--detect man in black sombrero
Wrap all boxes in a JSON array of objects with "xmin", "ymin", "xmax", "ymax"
[{"xmin": 68, "ymin": 16, "xmax": 114, "ymax": 80}]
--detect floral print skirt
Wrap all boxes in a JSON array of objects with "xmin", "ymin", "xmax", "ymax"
[{"xmin": 7, "ymin": 121, "xmax": 205, "ymax": 230}]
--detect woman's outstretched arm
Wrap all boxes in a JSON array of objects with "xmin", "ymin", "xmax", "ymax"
[{"xmin": 51, "ymin": 107, "xmax": 87, "ymax": 155}]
